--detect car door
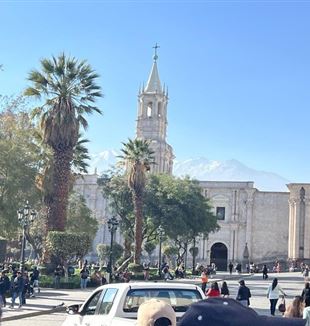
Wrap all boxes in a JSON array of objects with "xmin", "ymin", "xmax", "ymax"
[
  {"xmin": 94, "ymin": 288, "xmax": 118, "ymax": 326},
  {"xmin": 80, "ymin": 289, "xmax": 104, "ymax": 326}
]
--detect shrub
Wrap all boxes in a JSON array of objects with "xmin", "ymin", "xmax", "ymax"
[
  {"xmin": 128, "ymin": 263, "xmax": 143, "ymax": 273},
  {"xmin": 46, "ymin": 231, "xmax": 92, "ymax": 263}
]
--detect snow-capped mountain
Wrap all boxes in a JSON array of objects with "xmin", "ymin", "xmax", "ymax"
[
  {"xmin": 88, "ymin": 150, "xmax": 289, "ymax": 191},
  {"xmin": 173, "ymin": 158, "xmax": 289, "ymax": 192}
]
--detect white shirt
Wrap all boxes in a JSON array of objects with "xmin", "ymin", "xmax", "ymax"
[
  {"xmin": 267, "ymin": 284, "xmax": 285, "ymax": 299},
  {"xmin": 303, "ymin": 306, "xmax": 310, "ymax": 326}
]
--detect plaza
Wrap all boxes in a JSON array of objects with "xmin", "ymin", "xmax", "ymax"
[{"xmin": 2, "ymin": 272, "xmax": 307, "ymax": 325}]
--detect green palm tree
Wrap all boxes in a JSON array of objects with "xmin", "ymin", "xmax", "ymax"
[
  {"xmin": 25, "ymin": 53, "xmax": 102, "ymax": 231},
  {"xmin": 119, "ymin": 138, "xmax": 155, "ymax": 264}
]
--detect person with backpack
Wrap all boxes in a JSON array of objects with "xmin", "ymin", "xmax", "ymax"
[
  {"xmin": 80, "ymin": 266, "xmax": 89, "ymax": 289},
  {"xmin": 267, "ymin": 277, "xmax": 286, "ymax": 316}
]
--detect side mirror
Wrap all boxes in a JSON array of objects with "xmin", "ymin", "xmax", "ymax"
[{"xmin": 66, "ymin": 304, "xmax": 80, "ymax": 315}]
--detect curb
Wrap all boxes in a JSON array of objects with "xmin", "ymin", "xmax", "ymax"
[{"xmin": 2, "ymin": 304, "xmax": 66, "ymax": 322}]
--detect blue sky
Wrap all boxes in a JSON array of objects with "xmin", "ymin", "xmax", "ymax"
[{"xmin": 1, "ymin": 0, "xmax": 310, "ymax": 182}]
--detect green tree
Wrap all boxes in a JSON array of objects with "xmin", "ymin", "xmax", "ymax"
[
  {"xmin": 118, "ymin": 139, "xmax": 155, "ymax": 264},
  {"xmin": 0, "ymin": 96, "xmax": 41, "ymax": 238},
  {"xmin": 25, "ymin": 53, "xmax": 102, "ymax": 231},
  {"xmin": 46, "ymin": 231, "xmax": 92, "ymax": 265},
  {"xmin": 98, "ymin": 170, "xmax": 134, "ymax": 258},
  {"xmin": 145, "ymin": 174, "xmax": 219, "ymax": 264},
  {"xmin": 143, "ymin": 241, "xmax": 156, "ymax": 260},
  {"xmin": 96, "ymin": 243, "xmax": 124, "ymax": 265},
  {"xmin": 66, "ymin": 192, "xmax": 98, "ymax": 237}
]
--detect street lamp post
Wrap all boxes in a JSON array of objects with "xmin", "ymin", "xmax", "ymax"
[
  {"xmin": 17, "ymin": 201, "xmax": 37, "ymax": 273},
  {"xmin": 157, "ymin": 225, "xmax": 164, "ymax": 277},
  {"xmin": 107, "ymin": 216, "xmax": 119, "ymax": 283}
]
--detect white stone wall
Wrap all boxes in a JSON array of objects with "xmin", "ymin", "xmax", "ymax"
[{"xmin": 249, "ymin": 191, "xmax": 289, "ymax": 262}]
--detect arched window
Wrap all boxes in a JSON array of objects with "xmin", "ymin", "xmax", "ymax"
[
  {"xmin": 158, "ymin": 102, "xmax": 162, "ymax": 117},
  {"xmin": 147, "ymin": 102, "xmax": 152, "ymax": 117}
]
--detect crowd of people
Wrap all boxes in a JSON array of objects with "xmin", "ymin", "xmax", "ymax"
[
  {"xmin": 0, "ymin": 265, "xmax": 40, "ymax": 309},
  {"xmin": 199, "ymin": 275, "xmax": 310, "ymax": 324}
]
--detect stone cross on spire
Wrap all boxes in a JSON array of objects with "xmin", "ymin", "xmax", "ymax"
[{"xmin": 153, "ymin": 43, "xmax": 160, "ymax": 61}]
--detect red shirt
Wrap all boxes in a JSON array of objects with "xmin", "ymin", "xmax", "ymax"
[{"xmin": 206, "ymin": 289, "xmax": 220, "ymax": 297}]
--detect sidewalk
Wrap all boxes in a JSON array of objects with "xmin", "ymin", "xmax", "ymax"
[{"xmin": 2, "ymin": 288, "xmax": 91, "ymax": 322}]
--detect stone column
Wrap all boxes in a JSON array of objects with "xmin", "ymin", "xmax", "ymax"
[
  {"xmin": 245, "ymin": 189, "xmax": 256, "ymax": 261},
  {"xmin": 287, "ymin": 184, "xmax": 310, "ymax": 261},
  {"xmin": 304, "ymin": 198, "xmax": 310, "ymax": 259}
]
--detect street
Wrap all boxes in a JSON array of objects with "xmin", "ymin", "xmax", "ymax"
[{"xmin": 2, "ymin": 272, "xmax": 306, "ymax": 325}]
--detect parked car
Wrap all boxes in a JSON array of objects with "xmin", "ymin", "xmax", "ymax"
[{"xmin": 62, "ymin": 281, "xmax": 205, "ymax": 326}]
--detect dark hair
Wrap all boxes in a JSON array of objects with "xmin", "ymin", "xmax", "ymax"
[
  {"xmin": 222, "ymin": 281, "xmax": 228, "ymax": 290},
  {"xmin": 211, "ymin": 281, "xmax": 219, "ymax": 291},
  {"xmin": 154, "ymin": 317, "xmax": 172, "ymax": 326},
  {"xmin": 272, "ymin": 278, "xmax": 278, "ymax": 291},
  {"xmin": 305, "ymin": 282, "xmax": 310, "ymax": 289},
  {"xmin": 239, "ymin": 280, "xmax": 245, "ymax": 286}
]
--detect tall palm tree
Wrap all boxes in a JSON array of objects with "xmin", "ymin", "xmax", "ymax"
[
  {"xmin": 119, "ymin": 138, "xmax": 155, "ymax": 264},
  {"xmin": 25, "ymin": 53, "xmax": 102, "ymax": 231}
]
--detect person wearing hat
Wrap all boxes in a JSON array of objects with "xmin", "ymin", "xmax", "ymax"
[
  {"xmin": 137, "ymin": 298, "xmax": 176, "ymax": 326},
  {"xmin": 178, "ymin": 297, "xmax": 307, "ymax": 326}
]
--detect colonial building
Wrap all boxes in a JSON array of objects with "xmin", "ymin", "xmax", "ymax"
[{"xmin": 74, "ymin": 50, "xmax": 310, "ymax": 269}]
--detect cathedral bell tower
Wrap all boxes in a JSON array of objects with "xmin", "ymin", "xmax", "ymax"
[{"xmin": 136, "ymin": 45, "xmax": 174, "ymax": 174}]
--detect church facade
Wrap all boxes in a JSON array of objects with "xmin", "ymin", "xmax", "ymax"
[{"xmin": 74, "ymin": 52, "xmax": 310, "ymax": 269}]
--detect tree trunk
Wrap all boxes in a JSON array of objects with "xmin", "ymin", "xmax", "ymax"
[
  {"xmin": 48, "ymin": 147, "xmax": 73, "ymax": 231},
  {"xmin": 133, "ymin": 194, "xmax": 143, "ymax": 264}
]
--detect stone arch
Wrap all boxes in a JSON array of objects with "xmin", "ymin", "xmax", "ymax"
[
  {"xmin": 210, "ymin": 242, "xmax": 228, "ymax": 271},
  {"xmin": 146, "ymin": 102, "xmax": 153, "ymax": 117}
]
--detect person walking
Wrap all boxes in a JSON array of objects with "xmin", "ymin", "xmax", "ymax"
[
  {"xmin": 10, "ymin": 271, "xmax": 24, "ymax": 308},
  {"xmin": 221, "ymin": 281, "xmax": 230, "ymax": 297},
  {"xmin": 284, "ymin": 296, "xmax": 304, "ymax": 319},
  {"xmin": 0, "ymin": 270, "xmax": 10, "ymax": 307},
  {"xmin": 236, "ymin": 279, "xmax": 251, "ymax": 307},
  {"xmin": 201, "ymin": 270, "xmax": 208, "ymax": 293},
  {"xmin": 267, "ymin": 277, "xmax": 286, "ymax": 316},
  {"xmin": 302, "ymin": 282, "xmax": 310, "ymax": 307},
  {"xmin": 228, "ymin": 262, "xmax": 233, "ymax": 275},
  {"xmin": 262, "ymin": 264, "xmax": 268, "ymax": 280},
  {"xmin": 30, "ymin": 266, "xmax": 40, "ymax": 295},
  {"xmin": 206, "ymin": 281, "xmax": 220, "ymax": 297}
]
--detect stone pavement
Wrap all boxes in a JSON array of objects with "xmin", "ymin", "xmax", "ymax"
[
  {"xmin": 1, "ymin": 271, "xmax": 306, "ymax": 322},
  {"xmin": 1, "ymin": 288, "xmax": 92, "ymax": 322}
]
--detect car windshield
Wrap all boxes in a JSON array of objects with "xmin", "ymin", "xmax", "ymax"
[{"xmin": 123, "ymin": 288, "xmax": 202, "ymax": 313}]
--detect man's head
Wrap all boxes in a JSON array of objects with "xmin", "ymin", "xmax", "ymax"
[{"xmin": 137, "ymin": 299, "xmax": 176, "ymax": 326}]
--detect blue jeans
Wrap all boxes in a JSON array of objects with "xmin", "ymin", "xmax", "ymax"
[
  {"xmin": 11, "ymin": 291, "xmax": 23, "ymax": 307},
  {"xmin": 80, "ymin": 278, "xmax": 88, "ymax": 289}
]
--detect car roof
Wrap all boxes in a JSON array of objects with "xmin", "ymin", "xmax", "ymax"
[{"xmin": 96, "ymin": 282, "xmax": 199, "ymax": 291}]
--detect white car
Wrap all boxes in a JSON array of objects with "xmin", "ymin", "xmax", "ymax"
[{"xmin": 62, "ymin": 282, "xmax": 205, "ymax": 326}]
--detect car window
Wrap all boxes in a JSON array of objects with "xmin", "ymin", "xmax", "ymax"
[
  {"xmin": 123, "ymin": 288, "xmax": 202, "ymax": 313},
  {"xmin": 83, "ymin": 290, "xmax": 103, "ymax": 315},
  {"xmin": 97, "ymin": 288, "xmax": 118, "ymax": 315}
]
